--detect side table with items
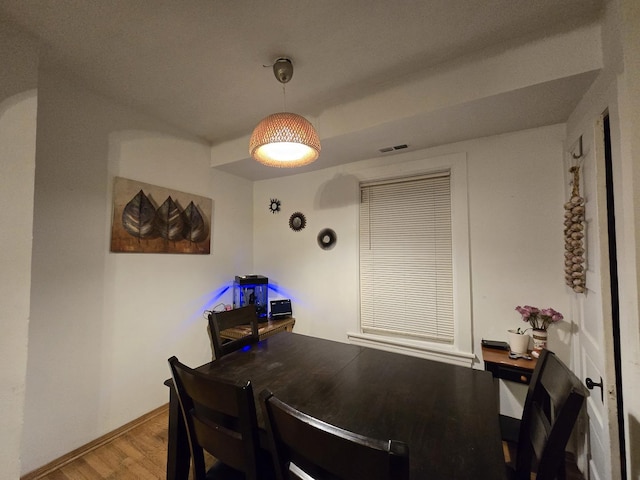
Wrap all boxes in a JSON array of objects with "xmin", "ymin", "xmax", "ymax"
[
  {"xmin": 220, "ymin": 316, "xmax": 295, "ymax": 341},
  {"xmin": 482, "ymin": 345, "xmax": 538, "ymax": 384}
]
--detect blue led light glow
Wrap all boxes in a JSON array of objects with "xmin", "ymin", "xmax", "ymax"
[
  {"xmin": 202, "ymin": 284, "xmax": 231, "ymax": 311},
  {"xmin": 268, "ymin": 283, "xmax": 298, "ymax": 298}
]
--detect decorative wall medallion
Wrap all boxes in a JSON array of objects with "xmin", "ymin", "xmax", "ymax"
[
  {"xmin": 289, "ymin": 212, "xmax": 306, "ymax": 232},
  {"xmin": 317, "ymin": 228, "xmax": 337, "ymax": 250},
  {"xmin": 268, "ymin": 198, "xmax": 281, "ymax": 214}
]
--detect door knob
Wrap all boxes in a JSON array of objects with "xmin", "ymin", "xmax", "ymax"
[{"xmin": 585, "ymin": 376, "xmax": 604, "ymax": 403}]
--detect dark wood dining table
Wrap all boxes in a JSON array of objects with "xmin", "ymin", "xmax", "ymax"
[{"xmin": 166, "ymin": 332, "xmax": 506, "ymax": 480}]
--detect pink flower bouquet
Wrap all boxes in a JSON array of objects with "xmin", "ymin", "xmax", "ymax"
[{"xmin": 515, "ymin": 305, "xmax": 563, "ymax": 331}]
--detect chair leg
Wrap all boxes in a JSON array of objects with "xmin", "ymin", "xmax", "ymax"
[
  {"xmin": 167, "ymin": 383, "xmax": 191, "ymax": 480},
  {"xmin": 557, "ymin": 462, "xmax": 567, "ymax": 480}
]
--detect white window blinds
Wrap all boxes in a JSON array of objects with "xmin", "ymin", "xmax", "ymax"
[{"xmin": 359, "ymin": 173, "xmax": 454, "ymax": 342}]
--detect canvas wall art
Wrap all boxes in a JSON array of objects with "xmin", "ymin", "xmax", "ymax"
[{"xmin": 110, "ymin": 177, "xmax": 212, "ymax": 254}]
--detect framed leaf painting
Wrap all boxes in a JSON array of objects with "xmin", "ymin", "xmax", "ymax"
[{"xmin": 110, "ymin": 177, "xmax": 212, "ymax": 254}]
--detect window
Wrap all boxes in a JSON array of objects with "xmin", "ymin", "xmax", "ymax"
[
  {"xmin": 348, "ymin": 153, "xmax": 472, "ymax": 366},
  {"xmin": 359, "ymin": 172, "xmax": 453, "ymax": 343}
]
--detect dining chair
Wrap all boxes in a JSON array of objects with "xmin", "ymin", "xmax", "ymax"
[
  {"xmin": 505, "ymin": 349, "xmax": 589, "ymax": 480},
  {"xmin": 209, "ymin": 304, "xmax": 259, "ymax": 359},
  {"xmin": 168, "ymin": 356, "xmax": 268, "ymax": 480},
  {"xmin": 260, "ymin": 389, "xmax": 410, "ymax": 480},
  {"xmin": 500, "ymin": 349, "xmax": 552, "ymax": 444}
]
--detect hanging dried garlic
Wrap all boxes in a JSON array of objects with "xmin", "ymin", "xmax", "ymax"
[{"xmin": 564, "ymin": 165, "xmax": 586, "ymax": 293}]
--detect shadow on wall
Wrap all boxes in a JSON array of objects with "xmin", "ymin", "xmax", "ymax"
[
  {"xmin": 629, "ymin": 413, "xmax": 639, "ymax": 478},
  {"xmin": 550, "ymin": 318, "xmax": 577, "ymax": 367},
  {"xmin": 0, "ymin": 89, "xmax": 36, "ymax": 117},
  {"xmin": 314, "ymin": 173, "xmax": 360, "ymax": 210}
]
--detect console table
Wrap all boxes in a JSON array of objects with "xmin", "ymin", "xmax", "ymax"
[
  {"xmin": 481, "ymin": 346, "xmax": 537, "ymax": 385},
  {"xmin": 220, "ymin": 316, "xmax": 295, "ymax": 341}
]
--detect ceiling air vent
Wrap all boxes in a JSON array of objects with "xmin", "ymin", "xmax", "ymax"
[{"xmin": 378, "ymin": 144, "xmax": 408, "ymax": 153}]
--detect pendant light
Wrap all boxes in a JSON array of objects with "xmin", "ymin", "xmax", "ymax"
[{"xmin": 249, "ymin": 58, "xmax": 321, "ymax": 167}]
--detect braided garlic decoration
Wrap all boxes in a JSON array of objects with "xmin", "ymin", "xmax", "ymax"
[{"xmin": 564, "ymin": 166, "xmax": 586, "ymax": 293}]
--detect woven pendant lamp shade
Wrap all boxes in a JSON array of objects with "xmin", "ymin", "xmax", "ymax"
[{"xmin": 249, "ymin": 112, "xmax": 321, "ymax": 167}]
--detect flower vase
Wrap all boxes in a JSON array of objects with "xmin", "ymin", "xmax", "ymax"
[{"xmin": 532, "ymin": 329, "xmax": 548, "ymax": 350}]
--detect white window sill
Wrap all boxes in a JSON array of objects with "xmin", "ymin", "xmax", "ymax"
[{"xmin": 346, "ymin": 331, "xmax": 474, "ymax": 368}]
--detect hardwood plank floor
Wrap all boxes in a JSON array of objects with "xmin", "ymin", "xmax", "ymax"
[{"xmin": 33, "ymin": 408, "xmax": 170, "ymax": 480}]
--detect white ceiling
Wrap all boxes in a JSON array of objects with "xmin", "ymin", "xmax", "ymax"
[{"xmin": 0, "ymin": 0, "xmax": 604, "ymax": 180}]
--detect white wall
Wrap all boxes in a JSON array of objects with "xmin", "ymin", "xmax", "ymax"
[
  {"xmin": 253, "ymin": 124, "xmax": 572, "ymax": 368},
  {"xmin": 20, "ymin": 67, "xmax": 254, "ymax": 474},
  {"xmin": 0, "ymin": 18, "xmax": 39, "ymax": 480},
  {"xmin": 253, "ymin": 167, "xmax": 360, "ymax": 341},
  {"xmin": 0, "ymin": 92, "xmax": 37, "ymax": 479}
]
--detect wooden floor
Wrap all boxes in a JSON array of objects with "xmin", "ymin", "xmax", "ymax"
[
  {"xmin": 31, "ymin": 408, "xmax": 584, "ymax": 480},
  {"xmin": 33, "ymin": 408, "xmax": 170, "ymax": 480},
  {"xmin": 503, "ymin": 442, "xmax": 585, "ymax": 480}
]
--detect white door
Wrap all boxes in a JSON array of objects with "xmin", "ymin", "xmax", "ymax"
[{"xmin": 568, "ymin": 114, "xmax": 621, "ymax": 480}]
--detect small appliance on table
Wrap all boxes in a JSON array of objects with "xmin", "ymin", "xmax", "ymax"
[{"xmin": 270, "ymin": 298, "xmax": 292, "ymax": 319}]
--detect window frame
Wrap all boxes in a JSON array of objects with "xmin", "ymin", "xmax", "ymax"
[{"xmin": 347, "ymin": 152, "xmax": 472, "ymax": 367}]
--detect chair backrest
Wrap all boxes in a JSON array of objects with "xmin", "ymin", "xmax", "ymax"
[
  {"xmin": 168, "ymin": 356, "xmax": 261, "ymax": 480},
  {"xmin": 260, "ymin": 389, "xmax": 410, "ymax": 480},
  {"xmin": 514, "ymin": 349, "xmax": 589, "ymax": 480},
  {"xmin": 209, "ymin": 304, "xmax": 259, "ymax": 359}
]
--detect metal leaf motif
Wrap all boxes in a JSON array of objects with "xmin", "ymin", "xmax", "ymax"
[
  {"xmin": 155, "ymin": 196, "xmax": 185, "ymax": 241},
  {"xmin": 122, "ymin": 189, "xmax": 157, "ymax": 238},
  {"xmin": 183, "ymin": 201, "xmax": 208, "ymax": 243}
]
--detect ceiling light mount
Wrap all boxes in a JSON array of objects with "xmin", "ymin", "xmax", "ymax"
[
  {"xmin": 272, "ymin": 57, "xmax": 293, "ymax": 84},
  {"xmin": 249, "ymin": 57, "xmax": 321, "ymax": 168}
]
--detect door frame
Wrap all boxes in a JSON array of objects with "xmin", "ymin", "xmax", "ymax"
[{"xmin": 602, "ymin": 112, "xmax": 627, "ymax": 479}]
